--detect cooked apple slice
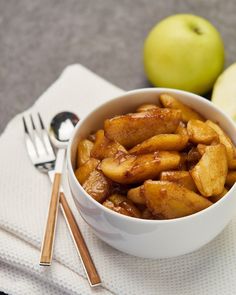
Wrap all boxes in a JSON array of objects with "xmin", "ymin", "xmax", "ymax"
[
  {"xmin": 226, "ymin": 171, "xmax": 236, "ymax": 187},
  {"xmin": 129, "ymin": 133, "xmax": 188, "ymax": 154},
  {"xmin": 104, "ymin": 108, "xmax": 181, "ymax": 148},
  {"xmin": 100, "ymin": 151, "xmax": 180, "ymax": 184},
  {"xmin": 210, "ymin": 188, "xmax": 228, "ymax": 203},
  {"xmin": 206, "ymin": 120, "xmax": 235, "ymax": 168},
  {"xmin": 160, "ymin": 171, "xmax": 198, "ymax": 192},
  {"xmin": 127, "ymin": 185, "xmax": 145, "ymax": 205},
  {"xmin": 175, "ymin": 123, "xmax": 188, "ymax": 135},
  {"xmin": 77, "ymin": 139, "xmax": 94, "ymax": 167},
  {"xmin": 103, "ymin": 194, "xmax": 141, "ymax": 218},
  {"xmin": 87, "ymin": 133, "xmax": 96, "ymax": 142},
  {"xmin": 103, "ymin": 200, "xmax": 129, "ymax": 216},
  {"xmin": 197, "ymin": 143, "xmax": 219, "ymax": 155},
  {"xmin": 160, "ymin": 93, "xmax": 204, "ymax": 122},
  {"xmin": 82, "ymin": 170, "xmax": 111, "ymax": 203},
  {"xmin": 190, "ymin": 144, "xmax": 228, "ymax": 197},
  {"xmin": 143, "ymin": 180, "xmax": 212, "ymax": 219},
  {"xmin": 141, "ymin": 208, "xmax": 156, "ymax": 219},
  {"xmin": 187, "ymin": 147, "xmax": 202, "ymax": 163},
  {"xmin": 136, "ymin": 104, "xmax": 159, "ymax": 112},
  {"xmin": 229, "ymin": 159, "xmax": 236, "ymax": 170},
  {"xmin": 197, "ymin": 144, "xmax": 207, "ymax": 156},
  {"xmin": 75, "ymin": 158, "xmax": 100, "ymax": 185},
  {"xmin": 179, "ymin": 153, "xmax": 188, "ymax": 170},
  {"xmin": 187, "ymin": 119, "xmax": 218, "ymax": 144},
  {"xmin": 91, "ymin": 129, "xmax": 127, "ymax": 160}
]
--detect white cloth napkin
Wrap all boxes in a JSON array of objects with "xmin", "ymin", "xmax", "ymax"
[{"xmin": 1, "ymin": 64, "xmax": 236, "ymax": 295}]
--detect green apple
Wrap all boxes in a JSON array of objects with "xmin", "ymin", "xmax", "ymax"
[
  {"xmin": 212, "ymin": 63, "xmax": 236, "ymax": 122},
  {"xmin": 143, "ymin": 14, "xmax": 224, "ymax": 94}
]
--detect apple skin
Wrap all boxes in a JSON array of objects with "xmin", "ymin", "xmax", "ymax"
[
  {"xmin": 212, "ymin": 63, "xmax": 236, "ymax": 122},
  {"xmin": 143, "ymin": 14, "xmax": 225, "ymax": 94}
]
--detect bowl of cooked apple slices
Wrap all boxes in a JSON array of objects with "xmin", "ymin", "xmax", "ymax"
[{"xmin": 67, "ymin": 88, "xmax": 236, "ymax": 258}]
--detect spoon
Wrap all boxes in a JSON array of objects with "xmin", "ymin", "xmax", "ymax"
[{"xmin": 40, "ymin": 112, "xmax": 79, "ymax": 266}]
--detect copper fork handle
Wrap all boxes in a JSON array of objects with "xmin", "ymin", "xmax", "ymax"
[
  {"xmin": 59, "ymin": 192, "xmax": 101, "ymax": 286},
  {"xmin": 40, "ymin": 173, "xmax": 61, "ymax": 266}
]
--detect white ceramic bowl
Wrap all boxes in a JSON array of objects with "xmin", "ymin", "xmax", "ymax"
[{"xmin": 67, "ymin": 88, "xmax": 236, "ymax": 259}]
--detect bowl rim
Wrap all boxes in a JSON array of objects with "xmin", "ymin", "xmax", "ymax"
[{"xmin": 67, "ymin": 87, "xmax": 236, "ymax": 224}]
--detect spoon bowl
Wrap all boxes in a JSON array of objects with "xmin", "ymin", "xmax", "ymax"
[{"xmin": 50, "ymin": 111, "xmax": 79, "ymax": 148}]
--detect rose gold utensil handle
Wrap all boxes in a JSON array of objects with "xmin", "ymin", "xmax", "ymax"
[
  {"xmin": 60, "ymin": 192, "xmax": 101, "ymax": 286},
  {"xmin": 40, "ymin": 173, "xmax": 61, "ymax": 266}
]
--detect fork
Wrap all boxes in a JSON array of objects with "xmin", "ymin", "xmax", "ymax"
[{"xmin": 23, "ymin": 113, "xmax": 101, "ymax": 286}]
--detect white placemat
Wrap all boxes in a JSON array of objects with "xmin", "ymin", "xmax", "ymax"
[{"xmin": 1, "ymin": 64, "xmax": 236, "ymax": 295}]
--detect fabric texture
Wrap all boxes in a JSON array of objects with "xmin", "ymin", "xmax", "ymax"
[{"xmin": 1, "ymin": 64, "xmax": 236, "ymax": 295}]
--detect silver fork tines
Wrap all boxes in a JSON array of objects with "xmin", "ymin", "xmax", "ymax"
[
  {"xmin": 37, "ymin": 113, "xmax": 55, "ymax": 156},
  {"xmin": 23, "ymin": 114, "xmax": 56, "ymax": 173}
]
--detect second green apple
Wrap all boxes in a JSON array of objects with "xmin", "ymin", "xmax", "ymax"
[{"xmin": 144, "ymin": 14, "xmax": 224, "ymax": 95}]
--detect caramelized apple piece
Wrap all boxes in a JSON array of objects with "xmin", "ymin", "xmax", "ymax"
[
  {"xmin": 136, "ymin": 104, "xmax": 159, "ymax": 112},
  {"xmin": 103, "ymin": 199, "xmax": 129, "ymax": 216},
  {"xmin": 197, "ymin": 144, "xmax": 207, "ymax": 156},
  {"xmin": 190, "ymin": 144, "xmax": 228, "ymax": 197},
  {"xmin": 210, "ymin": 188, "xmax": 228, "ymax": 203},
  {"xmin": 175, "ymin": 124, "xmax": 188, "ymax": 136},
  {"xmin": 82, "ymin": 170, "xmax": 111, "ymax": 203},
  {"xmin": 175, "ymin": 121, "xmax": 187, "ymax": 132},
  {"xmin": 143, "ymin": 180, "xmax": 212, "ymax": 219},
  {"xmin": 110, "ymin": 182, "xmax": 130, "ymax": 196},
  {"xmin": 91, "ymin": 129, "xmax": 127, "ymax": 160},
  {"xmin": 87, "ymin": 133, "xmax": 96, "ymax": 142},
  {"xmin": 187, "ymin": 120, "xmax": 218, "ymax": 144},
  {"xmin": 129, "ymin": 133, "xmax": 188, "ymax": 154},
  {"xmin": 160, "ymin": 171, "xmax": 198, "ymax": 192},
  {"xmin": 127, "ymin": 186, "xmax": 145, "ymax": 205},
  {"xmin": 226, "ymin": 171, "xmax": 236, "ymax": 187},
  {"xmin": 197, "ymin": 142, "xmax": 219, "ymax": 155},
  {"xmin": 179, "ymin": 153, "xmax": 188, "ymax": 170},
  {"xmin": 100, "ymin": 151, "xmax": 180, "ymax": 184},
  {"xmin": 104, "ymin": 108, "xmax": 181, "ymax": 148},
  {"xmin": 229, "ymin": 159, "xmax": 236, "ymax": 170},
  {"xmin": 206, "ymin": 120, "xmax": 235, "ymax": 168},
  {"xmin": 160, "ymin": 93, "xmax": 204, "ymax": 122},
  {"xmin": 141, "ymin": 208, "xmax": 157, "ymax": 219},
  {"xmin": 103, "ymin": 194, "xmax": 141, "ymax": 218},
  {"xmin": 77, "ymin": 139, "xmax": 94, "ymax": 167},
  {"xmin": 187, "ymin": 147, "xmax": 202, "ymax": 163},
  {"xmin": 75, "ymin": 158, "xmax": 100, "ymax": 184}
]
